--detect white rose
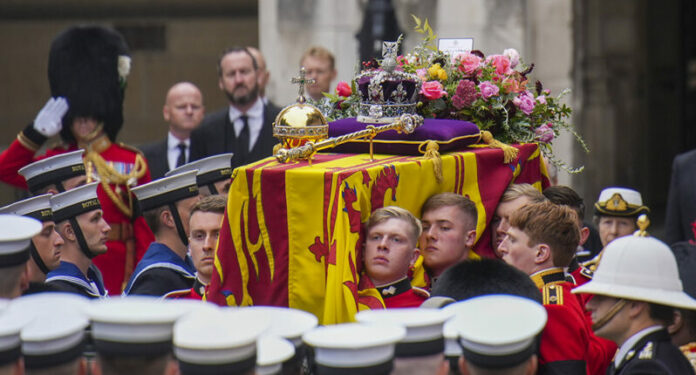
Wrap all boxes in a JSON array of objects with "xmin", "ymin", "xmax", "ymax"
[
  {"xmin": 117, "ymin": 55, "xmax": 131, "ymax": 80},
  {"xmin": 503, "ymin": 48, "xmax": 520, "ymax": 68}
]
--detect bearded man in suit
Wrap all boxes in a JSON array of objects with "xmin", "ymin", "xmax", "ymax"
[{"xmin": 190, "ymin": 47, "xmax": 281, "ymax": 167}]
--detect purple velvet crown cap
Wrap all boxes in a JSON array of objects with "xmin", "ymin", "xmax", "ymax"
[{"xmin": 327, "ymin": 118, "xmax": 480, "ymax": 155}]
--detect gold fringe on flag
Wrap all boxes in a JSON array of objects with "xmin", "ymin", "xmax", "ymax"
[
  {"xmin": 422, "ymin": 140, "xmax": 443, "ymax": 184},
  {"xmin": 474, "ymin": 131, "xmax": 518, "ymax": 163}
]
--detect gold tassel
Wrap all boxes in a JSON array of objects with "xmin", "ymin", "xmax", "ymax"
[
  {"xmin": 422, "ymin": 141, "xmax": 443, "ymax": 184},
  {"xmin": 477, "ymin": 131, "xmax": 519, "ymax": 163}
]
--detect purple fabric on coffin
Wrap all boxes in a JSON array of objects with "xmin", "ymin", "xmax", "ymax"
[{"xmin": 326, "ymin": 117, "xmax": 481, "ymax": 155}]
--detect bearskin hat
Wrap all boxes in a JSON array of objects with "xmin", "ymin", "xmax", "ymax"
[{"xmin": 48, "ymin": 25, "xmax": 129, "ymax": 143}]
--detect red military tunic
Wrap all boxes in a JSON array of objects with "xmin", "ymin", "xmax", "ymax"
[
  {"xmin": 0, "ymin": 125, "xmax": 154, "ymax": 295},
  {"xmin": 570, "ymin": 262, "xmax": 619, "ymax": 375},
  {"xmin": 376, "ymin": 278, "xmax": 429, "ymax": 308},
  {"xmin": 531, "ymin": 268, "xmax": 614, "ymax": 375},
  {"xmin": 571, "ymin": 264, "xmax": 594, "ymax": 308},
  {"xmin": 164, "ymin": 278, "xmax": 206, "ymax": 300}
]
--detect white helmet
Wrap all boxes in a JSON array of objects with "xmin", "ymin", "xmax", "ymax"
[{"xmin": 573, "ymin": 236, "xmax": 696, "ymax": 309}]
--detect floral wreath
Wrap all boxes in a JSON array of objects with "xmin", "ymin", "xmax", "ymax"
[{"xmin": 318, "ymin": 16, "xmax": 588, "ymax": 173}]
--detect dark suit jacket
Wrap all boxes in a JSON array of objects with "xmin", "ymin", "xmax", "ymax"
[
  {"xmin": 189, "ymin": 102, "xmax": 281, "ymax": 168},
  {"xmin": 664, "ymin": 149, "xmax": 696, "ymax": 245},
  {"xmin": 612, "ymin": 329, "xmax": 694, "ymax": 375},
  {"xmin": 139, "ymin": 139, "xmax": 168, "ymax": 179}
]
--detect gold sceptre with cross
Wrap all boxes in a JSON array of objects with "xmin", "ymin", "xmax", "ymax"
[{"xmin": 274, "ymin": 113, "xmax": 423, "ymax": 164}]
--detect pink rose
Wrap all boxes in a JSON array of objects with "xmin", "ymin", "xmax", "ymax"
[
  {"xmin": 486, "ymin": 54, "xmax": 512, "ymax": 75},
  {"xmin": 335, "ymin": 81, "xmax": 352, "ymax": 97},
  {"xmin": 478, "ymin": 81, "xmax": 500, "ymax": 100},
  {"xmin": 416, "ymin": 68, "xmax": 428, "ymax": 82},
  {"xmin": 503, "ymin": 48, "xmax": 520, "ymax": 68},
  {"xmin": 536, "ymin": 95, "xmax": 546, "ymax": 104},
  {"xmin": 397, "ymin": 55, "xmax": 408, "ymax": 67},
  {"xmin": 455, "ymin": 52, "xmax": 482, "ymax": 75},
  {"xmin": 535, "ymin": 123, "xmax": 554, "ymax": 143},
  {"xmin": 513, "ymin": 91, "xmax": 535, "ymax": 115},
  {"xmin": 420, "ymin": 81, "xmax": 447, "ymax": 100}
]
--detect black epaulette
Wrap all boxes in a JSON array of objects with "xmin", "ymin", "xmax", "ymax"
[
  {"xmin": 542, "ymin": 284, "xmax": 564, "ymax": 305},
  {"xmin": 580, "ymin": 266, "xmax": 594, "ymax": 280},
  {"xmin": 638, "ymin": 342, "xmax": 654, "ymax": 360}
]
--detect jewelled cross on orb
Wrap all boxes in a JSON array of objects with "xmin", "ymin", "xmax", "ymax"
[{"xmin": 291, "ymin": 67, "xmax": 316, "ymax": 104}]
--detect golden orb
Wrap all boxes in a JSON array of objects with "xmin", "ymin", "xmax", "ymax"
[{"xmin": 273, "ymin": 103, "xmax": 329, "ymax": 149}]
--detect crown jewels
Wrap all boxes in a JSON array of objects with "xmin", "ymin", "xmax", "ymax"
[{"xmin": 355, "ymin": 36, "xmax": 421, "ymax": 124}]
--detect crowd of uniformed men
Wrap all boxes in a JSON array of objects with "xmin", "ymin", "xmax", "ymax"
[{"xmin": 1, "ymin": 24, "xmax": 696, "ymax": 375}]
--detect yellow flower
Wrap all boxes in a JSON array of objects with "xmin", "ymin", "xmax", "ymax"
[
  {"xmin": 437, "ymin": 69, "xmax": 448, "ymax": 81},
  {"xmin": 427, "ymin": 64, "xmax": 442, "ymax": 79}
]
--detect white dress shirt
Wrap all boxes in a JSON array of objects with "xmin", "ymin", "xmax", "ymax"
[
  {"xmin": 167, "ymin": 132, "xmax": 190, "ymax": 170},
  {"xmin": 227, "ymin": 97, "xmax": 264, "ymax": 153}
]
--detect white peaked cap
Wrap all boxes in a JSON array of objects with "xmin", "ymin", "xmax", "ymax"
[
  {"xmin": 303, "ymin": 323, "xmax": 406, "ymax": 375},
  {"xmin": 447, "ymin": 295, "xmax": 547, "ymax": 369},
  {"xmin": 573, "ymin": 236, "xmax": 696, "ymax": 309}
]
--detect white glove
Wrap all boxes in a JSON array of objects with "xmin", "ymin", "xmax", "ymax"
[{"xmin": 33, "ymin": 97, "xmax": 68, "ymax": 137}]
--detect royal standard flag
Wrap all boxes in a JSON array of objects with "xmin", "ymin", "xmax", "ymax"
[{"xmin": 206, "ymin": 144, "xmax": 549, "ymax": 324}]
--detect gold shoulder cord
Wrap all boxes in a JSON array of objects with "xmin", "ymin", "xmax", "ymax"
[{"xmin": 84, "ymin": 151, "xmax": 147, "ymax": 218}]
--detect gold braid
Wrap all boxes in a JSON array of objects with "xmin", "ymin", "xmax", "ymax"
[{"xmin": 84, "ymin": 151, "xmax": 148, "ymax": 218}]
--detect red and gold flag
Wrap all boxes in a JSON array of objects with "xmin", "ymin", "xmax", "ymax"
[{"xmin": 207, "ymin": 144, "xmax": 548, "ymax": 324}]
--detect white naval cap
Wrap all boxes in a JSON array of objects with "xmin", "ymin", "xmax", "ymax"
[
  {"xmin": 50, "ymin": 182, "xmax": 101, "ymax": 223},
  {"xmin": 256, "ymin": 336, "xmax": 295, "ymax": 375},
  {"xmin": 165, "ymin": 153, "xmax": 233, "ymax": 189},
  {"xmin": 174, "ymin": 308, "xmax": 270, "ymax": 375},
  {"xmin": 0, "ymin": 306, "xmax": 34, "ymax": 366},
  {"xmin": 242, "ymin": 306, "xmax": 318, "ymax": 347},
  {"xmin": 14, "ymin": 293, "xmax": 90, "ymax": 369},
  {"xmin": 303, "ymin": 323, "xmax": 406, "ymax": 375},
  {"xmin": 0, "ymin": 214, "xmax": 43, "ymax": 268},
  {"xmin": 18, "ymin": 150, "xmax": 85, "ymax": 194},
  {"xmin": 88, "ymin": 296, "xmax": 186, "ymax": 357},
  {"xmin": 132, "ymin": 170, "xmax": 199, "ymax": 211},
  {"xmin": 594, "ymin": 187, "xmax": 649, "ymax": 217},
  {"xmin": 573, "ymin": 236, "xmax": 696, "ymax": 309},
  {"xmin": 447, "ymin": 294, "xmax": 547, "ymax": 369},
  {"xmin": 0, "ymin": 194, "xmax": 53, "ymax": 222},
  {"xmin": 355, "ymin": 308, "xmax": 452, "ymax": 358}
]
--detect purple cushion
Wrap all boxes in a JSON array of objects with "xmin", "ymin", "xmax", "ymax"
[{"xmin": 326, "ymin": 118, "xmax": 481, "ymax": 155}]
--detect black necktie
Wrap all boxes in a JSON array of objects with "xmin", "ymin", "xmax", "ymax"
[
  {"xmin": 237, "ymin": 115, "xmax": 250, "ymax": 161},
  {"xmin": 176, "ymin": 142, "xmax": 187, "ymax": 168}
]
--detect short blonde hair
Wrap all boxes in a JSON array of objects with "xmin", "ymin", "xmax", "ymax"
[
  {"xmin": 501, "ymin": 184, "xmax": 546, "ymax": 204},
  {"xmin": 300, "ymin": 46, "xmax": 335, "ymax": 70},
  {"xmin": 366, "ymin": 206, "xmax": 422, "ymax": 245}
]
